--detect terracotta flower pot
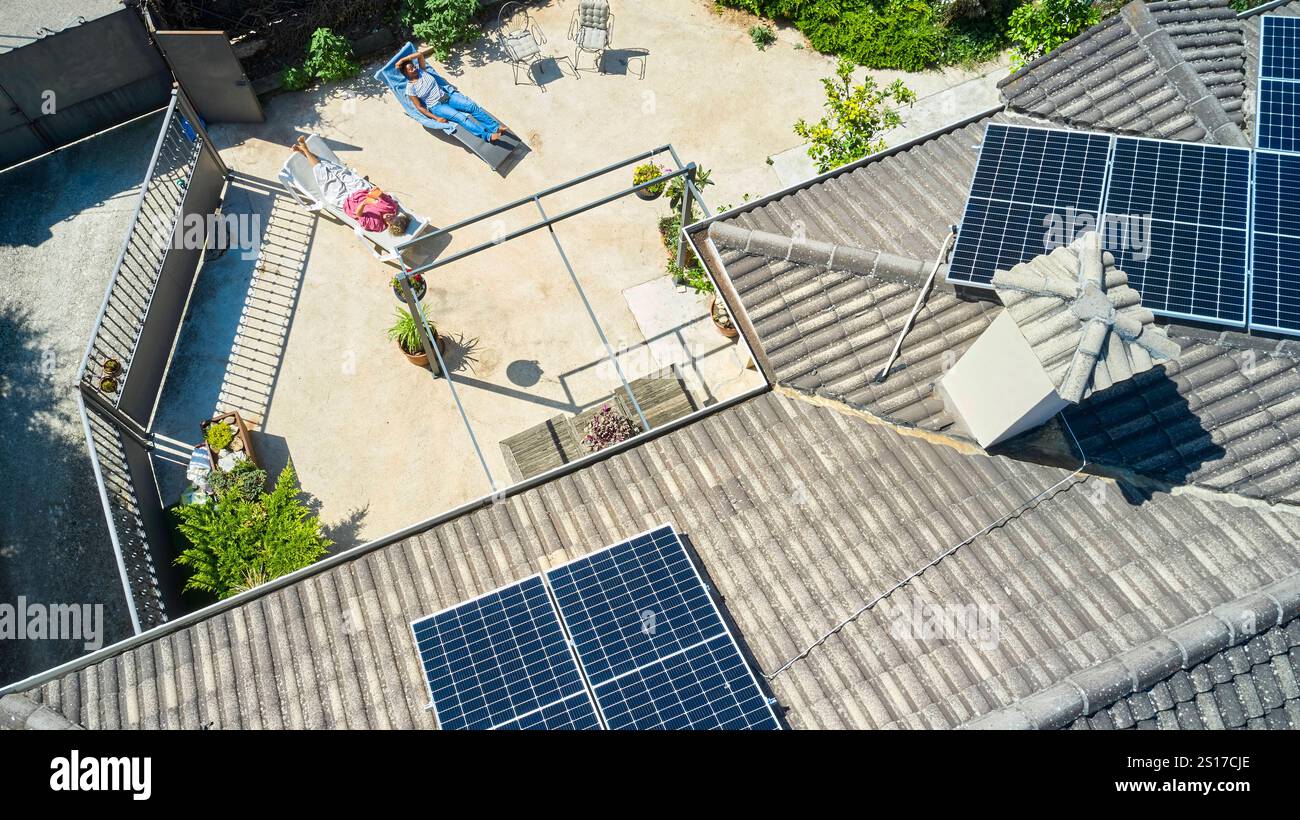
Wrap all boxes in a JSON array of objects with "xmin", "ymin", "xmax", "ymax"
[{"xmin": 398, "ymin": 333, "xmax": 448, "ymax": 370}]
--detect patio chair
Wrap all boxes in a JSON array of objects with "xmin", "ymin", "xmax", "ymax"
[
  {"xmin": 278, "ymin": 133, "xmax": 433, "ymax": 266},
  {"xmin": 375, "ymin": 43, "xmax": 519, "ymax": 171},
  {"xmin": 498, "ymin": 2, "xmax": 574, "ymax": 92},
  {"xmin": 569, "ymin": 0, "xmax": 614, "ymax": 74}
]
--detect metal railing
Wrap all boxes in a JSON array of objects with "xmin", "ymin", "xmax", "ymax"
[{"xmin": 77, "ymin": 88, "xmax": 202, "ymax": 409}]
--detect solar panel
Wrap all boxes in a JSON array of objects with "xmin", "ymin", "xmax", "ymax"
[
  {"xmin": 410, "ymin": 575, "xmax": 597, "ymax": 730},
  {"xmin": 947, "ymin": 123, "xmax": 1112, "ymax": 287},
  {"xmin": 1102, "ymin": 137, "xmax": 1251, "ymax": 325},
  {"xmin": 1261, "ymin": 15, "xmax": 1300, "ymax": 81},
  {"xmin": 1250, "ymin": 150, "xmax": 1300, "ymax": 333},
  {"xmin": 546, "ymin": 525, "xmax": 780, "ymax": 730},
  {"xmin": 593, "ymin": 636, "xmax": 782, "ymax": 730},
  {"xmin": 1258, "ymin": 17, "xmax": 1300, "ymax": 153}
]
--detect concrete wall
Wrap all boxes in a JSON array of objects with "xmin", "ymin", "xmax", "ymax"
[{"xmin": 0, "ymin": 8, "xmax": 171, "ymax": 170}]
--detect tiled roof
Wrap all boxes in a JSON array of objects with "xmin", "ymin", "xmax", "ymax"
[
  {"xmin": 966, "ymin": 573, "xmax": 1300, "ymax": 729},
  {"xmin": 15, "ymin": 392, "xmax": 1300, "ymax": 729},
  {"xmin": 993, "ymin": 231, "xmax": 1182, "ymax": 403},
  {"xmin": 999, "ymin": 0, "xmax": 1249, "ymax": 145}
]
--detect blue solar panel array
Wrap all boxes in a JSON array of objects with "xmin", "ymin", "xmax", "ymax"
[
  {"xmin": 947, "ymin": 123, "xmax": 1112, "ymax": 287},
  {"xmin": 1258, "ymin": 16, "xmax": 1300, "ymax": 153},
  {"xmin": 410, "ymin": 525, "xmax": 780, "ymax": 730},
  {"xmin": 1103, "ymin": 137, "xmax": 1251, "ymax": 324},
  {"xmin": 410, "ymin": 575, "xmax": 595, "ymax": 730},
  {"xmin": 1251, "ymin": 150, "xmax": 1300, "ymax": 333},
  {"xmin": 547, "ymin": 526, "xmax": 780, "ymax": 730}
]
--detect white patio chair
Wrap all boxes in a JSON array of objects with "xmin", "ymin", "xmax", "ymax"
[
  {"xmin": 569, "ymin": 0, "xmax": 614, "ymax": 74},
  {"xmin": 498, "ymin": 2, "xmax": 574, "ymax": 92},
  {"xmin": 278, "ymin": 134, "xmax": 432, "ymax": 266}
]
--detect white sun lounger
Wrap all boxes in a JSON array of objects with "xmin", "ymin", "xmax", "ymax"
[{"xmin": 278, "ymin": 134, "xmax": 432, "ymax": 266}]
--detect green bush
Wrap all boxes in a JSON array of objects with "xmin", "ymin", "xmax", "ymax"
[
  {"xmin": 208, "ymin": 459, "xmax": 268, "ymax": 503},
  {"xmin": 1007, "ymin": 0, "xmax": 1099, "ymax": 70},
  {"xmin": 175, "ymin": 464, "xmax": 330, "ymax": 600},
  {"xmin": 402, "ymin": 0, "xmax": 482, "ymax": 60},
  {"xmin": 717, "ymin": 0, "xmax": 1013, "ymax": 71},
  {"xmin": 282, "ymin": 65, "xmax": 313, "ymax": 91},
  {"xmin": 304, "ymin": 27, "xmax": 360, "ymax": 82},
  {"xmin": 794, "ymin": 58, "xmax": 916, "ymax": 174}
]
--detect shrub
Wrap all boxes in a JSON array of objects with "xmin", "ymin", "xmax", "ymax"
[
  {"xmin": 282, "ymin": 65, "xmax": 313, "ymax": 91},
  {"xmin": 208, "ymin": 459, "xmax": 267, "ymax": 503},
  {"xmin": 633, "ymin": 162, "xmax": 669, "ymax": 197},
  {"xmin": 749, "ymin": 24, "xmax": 777, "ymax": 50},
  {"xmin": 205, "ymin": 421, "xmax": 234, "ymax": 452},
  {"xmin": 582, "ymin": 405, "xmax": 639, "ymax": 452},
  {"xmin": 303, "ymin": 27, "xmax": 360, "ymax": 82},
  {"xmin": 402, "ymin": 0, "xmax": 482, "ymax": 60},
  {"xmin": 667, "ymin": 167, "xmax": 714, "ymax": 220},
  {"xmin": 1007, "ymin": 0, "xmax": 1099, "ymax": 70},
  {"xmin": 794, "ymin": 57, "xmax": 916, "ymax": 174},
  {"xmin": 175, "ymin": 464, "xmax": 330, "ymax": 600}
]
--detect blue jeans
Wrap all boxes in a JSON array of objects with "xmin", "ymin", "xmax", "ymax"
[{"xmin": 433, "ymin": 93, "xmax": 500, "ymax": 141}]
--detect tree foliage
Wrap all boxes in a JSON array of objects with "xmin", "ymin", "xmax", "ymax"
[
  {"xmin": 175, "ymin": 465, "xmax": 330, "ymax": 600},
  {"xmin": 401, "ymin": 0, "xmax": 482, "ymax": 60},
  {"xmin": 794, "ymin": 58, "xmax": 916, "ymax": 174},
  {"xmin": 1007, "ymin": 0, "xmax": 1099, "ymax": 70}
]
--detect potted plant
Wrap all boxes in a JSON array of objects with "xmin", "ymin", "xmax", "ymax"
[
  {"xmin": 99, "ymin": 375, "xmax": 118, "ymax": 393},
  {"xmin": 388, "ymin": 308, "xmax": 445, "ymax": 369},
  {"xmin": 710, "ymin": 296, "xmax": 738, "ymax": 339},
  {"xmin": 633, "ymin": 162, "xmax": 668, "ymax": 201},
  {"xmin": 582, "ymin": 404, "xmax": 640, "ymax": 453},
  {"xmin": 391, "ymin": 272, "xmax": 427, "ymax": 303},
  {"xmin": 201, "ymin": 411, "xmax": 260, "ymax": 474},
  {"xmin": 102, "ymin": 358, "xmax": 121, "ymax": 377}
]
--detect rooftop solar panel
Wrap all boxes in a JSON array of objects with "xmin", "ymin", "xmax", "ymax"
[
  {"xmin": 1250, "ymin": 150, "xmax": 1300, "ymax": 334},
  {"xmin": 947, "ymin": 123, "xmax": 1112, "ymax": 287},
  {"xmin": 593, "ymin": 636, "xmax": 782, "ymax": 730},
  {"xmin": 1262, "ymin": 15, "xmax": 1300, "ymax": 81},
  {"xmin": 546, "ymin": 525, "xmax": 780, "ymax": 730},
  {"xmin": 1102, "ymin": 137, "xmax": 1250, "ymax": 325},
  {"xmin": 1257, "ymin": 78, "xmax": 1300, "ymax": 153},
  {"xmin": 410, "ymin": 575, "xmax": 598, "ymax": 730}
]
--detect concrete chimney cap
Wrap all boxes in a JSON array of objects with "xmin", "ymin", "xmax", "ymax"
[{"xmin": 989, "ymin": 230, "xmax": 1181, "ymax": 404}]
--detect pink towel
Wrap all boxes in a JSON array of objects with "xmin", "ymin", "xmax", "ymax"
[{"xmin": 344, "ymin": 189, "xmax": 399, "ymax": 233}]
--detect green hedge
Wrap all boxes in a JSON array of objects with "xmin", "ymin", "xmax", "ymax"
[{"xmin": 718, "ymin": 0, "xmax": 1011, "ymax": 71}]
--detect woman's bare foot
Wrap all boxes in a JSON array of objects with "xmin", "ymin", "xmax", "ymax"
[{"xmin": 490, "ymin": 125, "xmax": 508, "ymax": 142}]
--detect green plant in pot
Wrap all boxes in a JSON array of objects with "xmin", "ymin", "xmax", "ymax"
[
  {"xmin": 388, "ymin": 308, "xmax": 442, "ymax": 369},
  {"xmin": 391, "ymin": 273, "xmax": 427, "ymax": 303},
  {"xmin": 633, "ymin": 162, "xmax": 668, "ymax": 201},
  {"xmin": 205, "ymin": 421, "xmax": 235, "ymax": 452}
]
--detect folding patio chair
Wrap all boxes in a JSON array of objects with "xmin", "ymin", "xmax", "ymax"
[
  {"xmin": 375, "ymin": 43, "xmax": 520, "ymax": 170},
  {"xmin": 569, "ymin": 0, "xmax": 614, "ymax": 74},
  {"xmin": 278, "ymin": 133, "xmax": 433, "ymax": 266},
  {"xmin": 498, "ymin": 2, "xmax": 574, "ymax": 92}
]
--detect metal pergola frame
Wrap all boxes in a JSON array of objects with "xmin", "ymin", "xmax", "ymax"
[{"xmin": 389, "ymin": 145, "xmax": 722, "ymax": 493}]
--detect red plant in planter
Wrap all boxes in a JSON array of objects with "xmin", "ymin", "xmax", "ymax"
[{"xmin": 582, "ymin": 405, "xmax": 639, "ymax": 453}]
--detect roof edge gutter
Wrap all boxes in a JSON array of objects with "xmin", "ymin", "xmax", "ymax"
[
  {"xmin": 685, "ymin": 104, "xmax": 1006, "ymax": 240},
  {"xmin": 0, "ymin": 379, "xmax": 773, "ymax": 697}
]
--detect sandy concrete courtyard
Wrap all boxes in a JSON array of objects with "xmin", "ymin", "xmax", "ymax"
[{"xmin": 151, "ymin": 0, "xmax": 1004, "ymax": 548}]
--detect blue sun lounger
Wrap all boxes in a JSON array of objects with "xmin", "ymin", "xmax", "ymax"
[{"xmin": 376, "ymin": 43, "xmax": 519, "ymax": 171}]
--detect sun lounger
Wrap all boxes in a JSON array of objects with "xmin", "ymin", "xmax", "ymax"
[
  {"xmin": 375, "ymin": 42, "xmax": 520, "ymax": 171},
  {"xmin": 278, "ymin": 133, "xmax": 432, "ymax": 266}
]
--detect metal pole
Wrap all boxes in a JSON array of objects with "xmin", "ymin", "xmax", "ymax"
[
  {"xmin": 402, "ymin": 165, "xmax": 696, "ymax": 279},
  {"xmin": 676, "ymin": 163, "xmax": 697, "ymax": 268}
]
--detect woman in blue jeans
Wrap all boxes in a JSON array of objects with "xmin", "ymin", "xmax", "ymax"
[{"xmin": 397, "ymin": 45, "xmax": 507, "ymax": 143}]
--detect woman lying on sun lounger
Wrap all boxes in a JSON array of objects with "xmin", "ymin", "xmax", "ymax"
[
  {"xmin": 289, "ymin": 136, "xmax": 411, "ymax": 235},
  {"xmin": 397, "ymin": 45, "xmax": 508, "ymax": 143}
]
